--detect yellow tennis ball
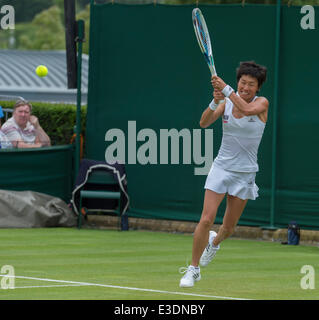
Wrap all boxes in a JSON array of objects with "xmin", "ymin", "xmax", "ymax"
[{"xmin": 35, "ymin": 65, "xmax": 48, "ymax": 77}]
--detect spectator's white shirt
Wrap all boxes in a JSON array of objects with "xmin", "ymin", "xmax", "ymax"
[
  {"xmin": 1, "ymin": 117, "xmax": 36, "ymax": 144},
  {"xmin": 0, "ymin": 130, "xmax": 13, "ymax": 149}
]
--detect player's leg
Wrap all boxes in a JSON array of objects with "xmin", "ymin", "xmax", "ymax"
[
  {"xmin": 192, "ymin": 189, "xmax": 225, "ymax": 266},
  {"xmin": 200, "ymin": 194, "xmax": 248, "ymax": 267},
  {"xmin": 180, "ymin": 189, "xmax": 224, "ymax": 287},
  {"xmin": 213, "ymin": 194, "xmax": 248, "ymax": 246}
]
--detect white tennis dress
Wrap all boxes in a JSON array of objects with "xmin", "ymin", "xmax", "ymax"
[{"xmin": 204, "ymin": 94, "xmax": 266, "ymax": 200}]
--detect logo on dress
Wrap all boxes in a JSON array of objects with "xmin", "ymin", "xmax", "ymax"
[
  {"xmin": 223, "ymin": 115, "xmax": 229, "ymax": 123},
  {"xmin": 248, "ymin": 117, "xmax": 256, "ymax": 122}
]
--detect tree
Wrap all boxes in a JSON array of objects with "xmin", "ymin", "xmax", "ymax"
[
  {"xmin": 18, "ymin": 5, "xmax": 65, "ymax": 50},
  {"xmin": 77, "ymin": 0, "xmax": 91, "ymax": 10}
]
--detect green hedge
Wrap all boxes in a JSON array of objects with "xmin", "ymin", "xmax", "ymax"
[{"xmin": 0, "ymin": 101, "xmax": 87, "ymax": 147}]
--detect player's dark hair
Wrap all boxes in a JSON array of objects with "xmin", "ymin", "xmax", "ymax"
[{"xmin": 236, "ymin": 61, "xmax": 267, "ymax": 88}]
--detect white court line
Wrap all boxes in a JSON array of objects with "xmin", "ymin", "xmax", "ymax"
[
  {"xmin": 11, "ymin": 284, "xmax": 86, "ymax": 289},
  {"xmin": 0, "ymin": 274, "xmax": 251, "ymax": 300}
]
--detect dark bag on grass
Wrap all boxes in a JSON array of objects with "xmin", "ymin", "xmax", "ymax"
[{"xmin": 287, "ymin": 221, "xmax": 300, "ymax": 245}]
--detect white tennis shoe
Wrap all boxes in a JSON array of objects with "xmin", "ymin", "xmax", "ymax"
[
  {"xmin": 179, "ymin": 265, "xmax": 201, "ymax": 288},
  {"xmin": 200, "ymin": 230, "xmax": 220, "ymax": 267}
]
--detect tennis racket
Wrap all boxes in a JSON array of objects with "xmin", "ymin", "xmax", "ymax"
[
  {"xmin": 192, "ymin": 8, "xmax": 224, "ymax": 104},
  {"xmin": 192, "ymin": 8, "xmax": 217, "ymax": 77}
]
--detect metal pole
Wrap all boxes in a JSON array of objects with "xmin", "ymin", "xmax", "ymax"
[
  {"xmin": 74, "ymin": 20, "xmax": 85, "ymax": 182},
  {"xmin": 269, "ymin": 0, "xmax": 281, "ymax": 229}
]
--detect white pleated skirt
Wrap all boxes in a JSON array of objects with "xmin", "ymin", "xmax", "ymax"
[{"xmin": 204, "ymin": 163, "xmax": 259, "ymax": 200}]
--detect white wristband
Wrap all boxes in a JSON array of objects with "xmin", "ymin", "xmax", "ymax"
[
  {"xmin": 222, "ymin": 85, "xmax": 234, "ymax": 98},
  {"xmin": 209, "ymin": 99, "xmax": 218, "ymax": 111}
]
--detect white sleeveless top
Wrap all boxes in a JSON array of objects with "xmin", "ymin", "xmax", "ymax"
[{"xmin": 213, "ymin": 95, "xmax": 266, "ymax": 173}]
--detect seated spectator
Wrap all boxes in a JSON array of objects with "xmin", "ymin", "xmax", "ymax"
[
  {"xmin": 1, "ymin": 100, "xmax": 51, "ymax": 148},
  {"xmin": 0, "ymin": 106, "xmax": 13, "ymax": 149}
]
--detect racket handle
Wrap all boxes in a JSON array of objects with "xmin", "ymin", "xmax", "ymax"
[
  {"xmin": 209, "ymin": 64, "xmax": 217, "ymax": 77},
  {"xmin": 209, "ymin": 66, "xmax": 224, "ymax": 104}
]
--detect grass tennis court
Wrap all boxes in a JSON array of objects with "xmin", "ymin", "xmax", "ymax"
[{"xmin": 0, "ymin": 228, "xmax": 318, "ymax": 300}]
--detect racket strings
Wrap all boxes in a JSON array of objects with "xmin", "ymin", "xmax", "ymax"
[
  {"xmin": 194, "ymin": 15, "xmax": 210, "ymax": 55},
  {"xmin": 192, "ymin": 8, "xmax": 215, "ymax": 75}
]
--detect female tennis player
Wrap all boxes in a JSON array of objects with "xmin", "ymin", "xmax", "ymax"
[{"xmin": 180, "ymin": 61, "xmax": 268, "ymax": 287}]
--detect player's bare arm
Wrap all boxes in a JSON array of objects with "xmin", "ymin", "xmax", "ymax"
[
  {"xmin": 231, "ymin": 95, "xmax": 268, "ymax": 122},
  {"xmin": 199, "ymin": 90, "xmax": 225, "ymax": 128}
]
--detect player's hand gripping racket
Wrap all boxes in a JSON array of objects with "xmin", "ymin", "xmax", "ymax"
[{"xmin": 192, "ymin": 8, "xmax": 224, "ymax": 103}]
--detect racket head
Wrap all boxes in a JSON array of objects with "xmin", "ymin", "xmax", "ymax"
[{"xmin": 192, "ymin": 8, "xmax": 216, "ymax": 76}]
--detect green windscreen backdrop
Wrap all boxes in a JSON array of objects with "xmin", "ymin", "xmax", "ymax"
[
  {"xmin": 0, "ymin": 146, "xmax": 74, "ymax": 202},
  {"xmin": 86, "ymin": 3, "xmax": 319, "ymax": 230}
]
